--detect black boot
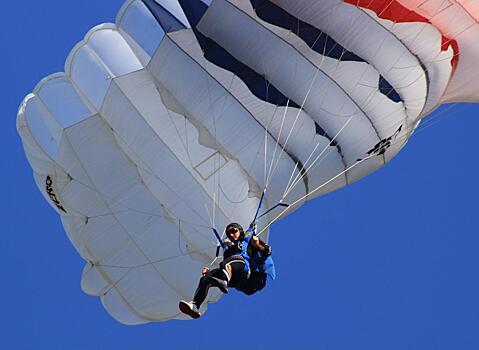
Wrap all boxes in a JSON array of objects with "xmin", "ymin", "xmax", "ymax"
[{"xmin": 179, "ymin": 300, "xmax": 201, "ymax": 319}]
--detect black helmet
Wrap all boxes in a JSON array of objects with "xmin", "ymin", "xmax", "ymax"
[{"xmin": 225, "ymin": 223, "xmax": 244, "ymax": 239}]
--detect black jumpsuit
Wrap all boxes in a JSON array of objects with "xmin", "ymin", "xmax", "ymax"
[{"xmin": 192, "ymin": 238, "xmax": 270, "ymax": 307}]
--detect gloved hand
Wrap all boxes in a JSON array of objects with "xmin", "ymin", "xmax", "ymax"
[
  {"xmin": 263, "ymin": 244, "xmax": 272, "ymax": 256},
  {"xmin": 224, "ymin": 238, "xmax": 244, "ymax": 252},
  {"xmin": 223, "ymin": 238, "xmax": 234, "ymax": 248}
]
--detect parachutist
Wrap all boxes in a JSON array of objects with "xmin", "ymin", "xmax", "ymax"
[{"xmin": 179, "ymin": 222, "xmax": 275, "ymax": 319}]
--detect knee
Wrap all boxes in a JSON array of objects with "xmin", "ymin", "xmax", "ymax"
[{"xmin": 199, "ymin": 275, "xmax": 209, "ymax": 286}]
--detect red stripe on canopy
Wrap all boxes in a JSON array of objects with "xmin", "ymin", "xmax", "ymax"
[{"xmin": 344, "ymin": 0, "xmax": 459, "ymax": 69}]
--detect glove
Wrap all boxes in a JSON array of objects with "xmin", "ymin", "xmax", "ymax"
[
  {"xmin": 263, "ymin": 244, "xmax": 272, "ymax": 256},
  {"xmin": 223, "ymin": 238, "xmax": 234, "ymax": 248}
]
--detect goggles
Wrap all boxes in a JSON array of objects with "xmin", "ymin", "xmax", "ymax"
[{"xmin": 226, "ymin": 227, "xmax": 240, "ymax": 236}]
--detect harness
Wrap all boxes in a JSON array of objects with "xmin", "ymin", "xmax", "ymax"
[{"xmin": 211, "ymin": 189, "xmax": 287, "ymax": 280}]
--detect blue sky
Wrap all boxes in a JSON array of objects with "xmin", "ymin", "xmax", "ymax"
[{"xmin": 2, "ymin": 1, "xmax": 479, "ymax": 349}]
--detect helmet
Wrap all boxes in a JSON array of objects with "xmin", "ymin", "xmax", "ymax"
[{"xmin": 225, "ymin": 223, "xmax": 244, "ymax": 239}]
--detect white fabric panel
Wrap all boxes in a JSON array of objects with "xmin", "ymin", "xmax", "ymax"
[
  {"xmin": 445, "ymin": 24, "xmax": 479, "ymax": 102},
  {"xmin": 63, "ymin": 117, "xmax": 144, "ymax": 259},
  {"xmin": 95, "ymin": 234, "xmax": 183, "ymax": 299},
  {"xmin": 61, "ymin": 115, "xmax": 214, "ymax": 321},
  {"xmin": 55, "ymin": 131, "xmax": 95, "ymax": 188},
  {"xmin": 87, "ymin": 29, "xmax": 143, "ymax": 76},
  {"xmin": 68, "ymin": 45, "xmax": 112, "ymax": 110},
  {"xmin": 85, "ymin": 214, "xmax": 199, "ymax": 321},
  {"xmin": 169, "ymin": 30, "xmax": 347, "ymax": 198},
  {"xmin": 17, "ymin": 103, "xmax": 59, "ymax": 176},
  {"xmin": 21, "ymin": 73, "xmax": 95, "ymax": 159},
  {"xmin": 21, "ymin": 95, "xmax": 60, "ymax": 159},
  {"xmin": 75, "ymin": 209, "xmax": 211, "ymax": 319},
  {"xmin": 66, "ymin": 25, "xmax": 143, "ymax": 110},
  {"xmin": 347, "ymin": 7, "xmax": 453, "ymax": 116},
  {"xmin": 388, "ymin": 0, "xmax": 479, "ymax": 102},
  {"xmin": 117, "ymin": 0, "xmax": 166, "ymax": 60},
  {"xmin": 199, "ymin": 0, "xmax": 386, "ymax": 183},
  {"xmin": 56, "ymin": 179, "xmax": 112, "ymax": 218},
  {"xmin": 107, "ymin": 71, "xmax": 258, "ymax": 226},
  {"xmin": 100, "ymin": 263, "xmax": 179, "ymax": 321},
  {"xmin": 101, "ymin": 288, "xmax": 151, "ymax": 325},
  {"xmin": 229, "ymin": 0, "xmax": 409, "ymax": 133},
  {"xmin": 81, "ymin": 264, "xmax": 110, "ymax": 296},
  {"xmin": 132, "ymin": 217, "xmax": 217, "ymax": 304},
  {"xmin": 258, "ymin": 18, "xmax": 410, "ymax": 154},
  {"xmin": 148, "ymin": 34, "xmax": 307, "ymax": 206},
  {"xmin": 18, "ymin": 84, "xmax": 222, "ymax": 323},
  {"xmin": 63, "ymin": 116, "xmax": 141, "ymax": 204},
  {"xmin": 19, "ymin": 96, "xmax": 175, "ymax": 326},
  {"xmin": 271, "ymin": 0, "xmax": 428, "ymax": 120},
  {"xmin": 101, "ymin": 76, "xmax": 241, "ymax": 243},
  {"xmin": 110, "ymin": 263, "xmax": 182, "ymax": 320},
  {"xmin": 62, "ymin": 216, "xmax": 94, "ymax": 261},
  {"xmin": 381, "ymin": 19, "xmax": 454, "ymax": 115},
  {"xmin": 95, "ymin": 78, "xmax": 228, "ymax": 313},
  {"xmin": 457, "ymin": 0, "xmax": 479, "ymax": 18},
  {"xmin": 36, "ymin": 75, "xmax": 94, "ymax": 128}
]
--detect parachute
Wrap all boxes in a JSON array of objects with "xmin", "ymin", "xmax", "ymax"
[{"xmin": 17, "ymin": 0, "xmax": 479, "ymax": 324}]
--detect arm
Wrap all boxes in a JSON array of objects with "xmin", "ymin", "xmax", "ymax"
[{"xmin": 251, "ymin": 235, "xmax": 272, "ymax": 256}]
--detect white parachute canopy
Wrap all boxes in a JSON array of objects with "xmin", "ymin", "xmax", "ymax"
[{"xmin": 17, "ymin": 0, "xmax": 479, "ymax": 324}]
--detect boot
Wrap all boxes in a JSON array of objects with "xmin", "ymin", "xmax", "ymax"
[{"xmin": 179, "ymin": 300, "xmax": 201, "ymax": 319}]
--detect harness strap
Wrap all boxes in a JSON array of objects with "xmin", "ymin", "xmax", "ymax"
[
  {"xmin": 212, "ymin": 228, "xmax": 225, "ymax": 257},
  {"xmin": 252, "ymin": 190, "xmax": 266, "ymax": 224},
  {"xmin": 255, "ymin": 203, "xmax": 289, "ymax": 222}
]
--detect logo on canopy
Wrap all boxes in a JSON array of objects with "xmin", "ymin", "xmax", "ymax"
[{"xmin": 45, "ymin": 176, "xmax": 67, "ymax": 213}]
